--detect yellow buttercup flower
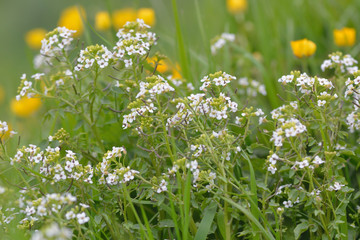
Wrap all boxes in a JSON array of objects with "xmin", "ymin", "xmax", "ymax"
[
  {"xmin": 172, "ymin": 64, "xmax": 182, "ymax": 79},
  {"xmin": 148, "ymin": 57, "xmax": 169, "ymax": 73},
  {"xmin": 333, "ymin": 27, "xmax": 356, "ymax": 47},
  {"xmin": 25, "ymin": 28, "xmax": 46, "ymax": 49},
  {"xmin": 58, "ymin": 5, "xmax": 86, "ymax": 37},
  {"xmin": 137, "ymin": 8, "xmax": 156, "ymax": 26},
  {"xmin": 112, "ymin": 8, "xmax": 137, "ymax": 30},
  {"xmin": 11, "ymin": 97, "xmax": 42, "ymax": 118},
  {"xmin": 95, "ymin": 11, "xmax": 111, "ymax": 31},
  {"xmin": 227, "ymin": 0, "xmax": 247, "ymax": 14},
  {"xmin": 290, "ymin": 38, "xmax": 316, "ymax": 58}
]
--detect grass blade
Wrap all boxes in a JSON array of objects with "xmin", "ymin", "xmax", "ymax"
[{"xmin": 194, "ymin": 201, "xmax": 217, "ymax": 240}]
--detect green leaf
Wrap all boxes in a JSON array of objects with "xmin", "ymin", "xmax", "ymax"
[
  {"xmin": 216, "ymin": 210, "xmax": 226, "ymax": 239},
  {"xmin": 158, "ymin": 219, "xmax": 175, "ymax": 228},
  {"xmin": 294, "ymin": 220, "xmax": 309, "ymax": 240},
  {"xmin": 194, "ymin": 201, "xmax": 217, "ymax": 240}
]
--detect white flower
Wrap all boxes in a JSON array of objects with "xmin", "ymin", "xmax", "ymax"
[
  {"xmin": 317, "ymin": 100, "xmax": 326, "ymax": 107},
  {"xmin": 283, "ymin": 200, "xmax": 293, "ymax": 208},
  {"xmin": 268, "ymin": 165, "xmax": 277, "ymax": 174},
  {"xmin": 313, "ymin": 156, "xmax": 325, "ymax": 165},
  {"xmin": 328, "ymin": 182, "xmax": 345, "ymax": 191},
  {"xmin": 66, "ymin": 211, "xmax": 76, "ymax": 220},
  {"xmin": 76, "ymin": 212, "xmax": 90, "ymax": 224},
  {"xmin": 31, "ymin": 73, "xmax": 45, "ymax": 80}
]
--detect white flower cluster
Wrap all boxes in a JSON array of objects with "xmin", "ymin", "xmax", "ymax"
[
  {"xmin": 345, "ymin": 76, "xmax": 360, "ymax": 98},
  {"xmin": 16, "ymin": 74, "xmax": 34, "ymax": 100},
  {"xmin": 19, "ymin": 192, "xmax": 89, "ymax": 228},
  {"xmin": 278, "ymin": 72, "xmax": 334, "ymax": 95},
  {"xmin": 40, "ymin": 27, "xmax": 76, "ymax": 57},
  {"xmin": 316, "ymin": 91, "xmax": 338, "ymax": 107},
  {"xmin": 346, "ymin": 111, "xmax": 360, "ymax": 133},
  {"xmin": 238, "ymin": 77, "xmax": 267, "ymax": 96},
  {"xmin": 0, "ymin": 121, "xmax": 9, "ymax": 135},
  {"xmin": 270, "ymin": 102, "xmax": 298, "ymax": 121},
  {"xmin": 268, "ymin": 153, "xmax": 325, "ymax": 175},
  {"xmin": 75, "ymin": 44, "xmax": 113, "ymax": 71},
  {"xmin": 167, "ymin": 92, "xmax": 238, "ymax": 127},
  {"xmin": 344, "ymin": 74, "xmax": 360, "ymax": 132},
  {"xmin": 113, "ymin": 19, "xmax": 157, "ymax": 67},
  {"xmin": 200, "ymin": 72, "xmax": 236, "ymax": 91},
  {"xmin": 136, "ymin": 76, "xmax": 175, "ymax": 99},
  {"xmin": 122, "ymin": 101, "xmax": 157, "ymax": 129},
  {"xmin": 283, "ymin": 198, "xmax": 300, "ymax": 208},
  {"xmin": 0, "ymin": 207, "xmax": 16, "ymax": 227},
  {"xmin": 154, "ymin": 179, "xmax": 168, "ymax": 193},
  {"xmin": 31, "ymin": 222, "xmax": 72, "ymax": 240},
  {"xmin": 211, "ymin": 33, "xmax": 235, "ymax": 55},
  {"xmin": 186, "ymin": 160, "xmax": 200, "ymax": 186},
  {"xmin": 191, "ymin": 144, "xmax": 207, "ymax": 158},
  {"xmin": 97, "ymin": 147, "xmax": 139, "ymax": 185},
  {"xmin": 10, "ymin": 145, "xmax": 93, "ymax": 184},
  {"xmin": 328, "ymin": 182, "xmax": 345, "ymax": 191},
  {"xmin": 321, "ymin": 53, "xmax": 358, "ymax": 74},
  {"xmin": 270, "ymin": 118, "xmax": 306, "ymax": 147},
  {"xmin": 123, "ymin": 76, "xmax": 174, "ymax": 129},
  {"xmin": 267, "ymin": 153, "xmax": 278, "ymax": 174}
]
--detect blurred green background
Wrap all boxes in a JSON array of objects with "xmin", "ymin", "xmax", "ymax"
[{"xmin": 1, "ymin": 0, "xmax": 360, "ymax": 141}]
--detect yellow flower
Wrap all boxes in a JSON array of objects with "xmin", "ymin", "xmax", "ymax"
[
  {"xmin": 58, "ymin": 5, "xmax": 86, "ymax": 37},
  {"xmin": 25, "ymin": 28, "xmax": 46, "ymax": 49},
  {"xmin": 11, "ymin": 97, "xmax": 42, "ymax": 118},
  {"xmin": 290, "ymin": 38, "xmax": 316, "ymax": 58},
  {"xmin": 172, "ymin": 64, "xmax": 182, "ymax": 79},
  {"xmin": 95, "ymin": 11, "xmax": 111, "ymax": 31},
  {"xmin": 227, "ymin": 0, "xmax": 247, "ymax": 14},
  {"xmin": 0, "ymin": 85, "xmax": 4, "ymax": 105},
  {"xmin": 333, "ymin": 27, "xmax": 356, "ymax": 47},
  {"xmin": 148, "ymin": 57, "xmax": 169, "ymax": 73},
  {"xmin": 112, "ymin": 8, "xmax": 137, "ymax": 30},
  {"xmin": 137, "ymin": 8, "xmax": 156, "ymax": 26}
]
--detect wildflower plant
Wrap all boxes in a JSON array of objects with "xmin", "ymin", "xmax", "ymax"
[{"xmin": 1, "ymin": 14, "xmax": 360, "ymax": 240}]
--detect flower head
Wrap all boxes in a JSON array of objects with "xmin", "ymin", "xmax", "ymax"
[
  {"xmin": 112, "ymin": 8, "xmax": 137, "ymax": 30},
  {"xmin": 11, "ymin": 97, "xmax": 42, "ymax": 117},
  {"xmin": 58, "ymin": 6, "xmax": 86, "ymax": 37},
  {"xmin": 25, "ymin": 28, "xmax": 47, "ymax": 49},
  {"xmin": 333, "ymin": 27, "xmax": 356, "ymax": 47},
  {"xmin": 137, "ymin": 8, "xmax": 156, "ymax": 26},
  {"xmin": 291, "ymin": 38, "xmax": 316, "ymax": 58},
  {"xmin": 95, "ymin": 11, "xmax": 111, "ymax": 31},
  {"xmin": 227, "ymin": 0, "xmax": 247, "ymax": 14}
]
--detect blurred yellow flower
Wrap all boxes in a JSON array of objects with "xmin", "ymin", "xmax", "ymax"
[
  {"xmin": 137, "ymin": 8, "xmax": 156, "ymax": 26},
  {"xmin": 227, "ymin": 0, "xmax": 247, "ymax": 14},
  {"xmin": 25, "ymin": 28, "xmax": 46, "ymax": 49},
  {"xmin": 112, "ymin": 8, "xmax": 137, "ymax": 30},
  {"xmin": 291, "ymin": 38, "xmax": 316, "ymax": 58},
  {"xmin": 95, "ymin": 11, "xmax": 111, "ymax": 31},
  {"xmin": 333, "ymin": 27, "xmax": 356, "ymax": 47},
  {"xmin": 11, "ymin": 97, "xmax": 42, "ymax": 118},
  {"xmin": 58, "ymin": 6, "xmax": 86, "ymax": 37},
  {"xmin": 0, "ymin": 85, "xmax": 4, "ymax": 105},
  {"xmin": 172, "ymin": 64, "xmax": 182, "ymax": 79},
  {"xmin": 148, "ymin": 57, "xmax": 169, "ymax": 73}
]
